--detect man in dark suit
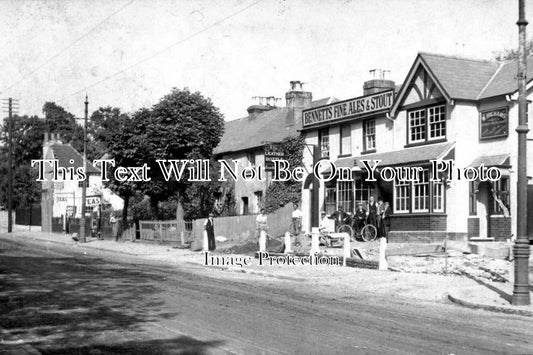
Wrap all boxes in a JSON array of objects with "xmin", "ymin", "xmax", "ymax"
[
  {"xmin": 204, "ymin": 213, "xmax": 216, "ymax": 251},
  {"xmin": 353, "ymin": 203, "xmax": 367, "ymax": 233},
  {"xmin": 367, "ymin": 196, "xmax": 378, "ymax": 228}
]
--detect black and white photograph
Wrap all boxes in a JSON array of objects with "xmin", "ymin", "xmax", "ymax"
[{"xmin": 0, "ymin": 0, "xmax": 533, "ymax": 354}]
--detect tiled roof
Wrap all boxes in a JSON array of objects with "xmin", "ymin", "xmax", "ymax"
[
  {"xmin": 50, "ymin": 144, "xmax": 100, "ymax": 174},
  {"xmin": 308, "ymin": 97, "xmax": 339, "ymax": 108},
  {"xmin": 419, "ymin": 53, "xmax": 500, "ymax": 100},
  {"xmin": 327, "ymin": 142, "xmax": 455, "ymax": 172},
  {"xmin": 214, "ymin": 108, "xmax": 299, "ymax": 154},
  {"xmin": 215, "ymin": 97, "xmax": 337, "ymax": 155},
  {"xmin": 469, "ymin": 154, "xmax": 510, "ymax": 167},
  {"xmin": 477, "ymin": 56, "xmax": 533, "ymax": 99}
]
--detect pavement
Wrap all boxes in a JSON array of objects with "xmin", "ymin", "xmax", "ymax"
[{"xmin": 1, "ymin": 228, "xmax": 533, "ymax": 320}]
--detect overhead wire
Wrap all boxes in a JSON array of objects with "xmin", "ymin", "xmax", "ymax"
[
  {"xmin": 1, "ymin": 0, "xmax": 136, "ymax": 94},
  {"xmin": 56, "ymin": 0, "xmax": 264, "ymax": 104}
]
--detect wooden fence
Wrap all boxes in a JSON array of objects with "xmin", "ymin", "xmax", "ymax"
[{"xmin": 137, "ymin": 220, "xmax": 192, "ymax": 244}]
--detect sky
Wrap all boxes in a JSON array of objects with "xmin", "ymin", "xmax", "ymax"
[{"xmin": 0, "ymin": 0, "xmax": 530, "ymax": 121}]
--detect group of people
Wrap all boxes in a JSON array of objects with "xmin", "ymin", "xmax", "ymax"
[{"xmin": 320, "ymin": 196, "xmax": 391, "ymax": 239}]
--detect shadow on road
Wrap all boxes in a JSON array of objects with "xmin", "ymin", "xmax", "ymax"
[{"xmin": 0, "ymin": 253, "xmax": 224, "ymax": 354}]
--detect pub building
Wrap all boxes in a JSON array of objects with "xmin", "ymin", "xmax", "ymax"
[{"xmin": 300, "ymin": 53, "xmax": 533, "ymax": 242}]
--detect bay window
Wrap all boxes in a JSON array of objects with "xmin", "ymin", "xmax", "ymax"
[{"xmin": 393, "ymin": 168, "xmax": 445, "ymax": 213}]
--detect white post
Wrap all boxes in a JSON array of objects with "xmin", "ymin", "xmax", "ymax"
[
  {"xmin": 203, "ymin": 230, "xmax": 209, "ymax": 252},
  {"xmin": 180, "ymin": 231, "xmax": 185, "ymax": 246},
  {"xmin": 379, "ymin": 237, "xmax": 388, "ymax": 271},
  {"xmin": 259, "ymin": 230, "xmax": 267, "ymax": 252},
  {"xmin": 343, "ymin": 233, "xmax": 351, "ymax": 267},
  {"xmin": 284, "ymin": 232, "xmax": 292, "ymax": 254},
  {"xmin": 310, "ymin": 227, "xmax": 320, "ymax": 255}
]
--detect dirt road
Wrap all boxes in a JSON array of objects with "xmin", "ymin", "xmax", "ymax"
[{"xmin": 1, "ymin": 237, "xmax": 532, "ymax": 354}]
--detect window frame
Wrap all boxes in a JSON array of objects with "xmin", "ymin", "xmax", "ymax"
[
  {"xmin": 363, "ymin": 119, "xmax": 376, "ymax": 152},
  {"xmin": 393, "ymin": 166, "xmax": 445, "ymax": 214},
  {"xmin": 318, "ymin": 128, "xmax": 330, "ymax": 158},
  {"xmin": 339, "ymin": 123, "xmax": 352, "ymax": 156},
  {"xmin": 407, "ymin": 104, "xmax": 446, "ymax": 145}
]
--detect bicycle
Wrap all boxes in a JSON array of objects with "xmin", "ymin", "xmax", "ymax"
[{"xmin": 336, "ymin": 219, "xmax": 377, "ymax": 242}]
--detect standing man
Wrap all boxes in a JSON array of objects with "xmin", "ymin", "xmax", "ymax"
[
  {"xmin": 204, "ymin": 213, "xmax": 216, "ymax": 251},
  {"xmin": 367, "ymin": 196, "xmax": 378, "ymax": 229},
  {"xmin": 379, "ymin": 201, "xmax": 391, "ymax": 239},
  {"xmin": 353, "ymin": 203, "xmax": 367, "ymax": 233},
  {"xmin": 289, "ymin": 202, "xmax": 303, "ymax": 236},
  {"xmin": 110, "ymin": 213, "xmax": 118, "ymax": 241},
  {"xmin": 255, "ymin": 208, "xmax": 268, "ymax": 239}
]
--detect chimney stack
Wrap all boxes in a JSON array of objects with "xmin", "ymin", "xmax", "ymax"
[
  {"xmin": 247, "ymin": 96, "xmax": 277, "ymax": 120},
  {"xmin": 363, "ymin": 69, "xmax": 395, "ymax": 95},
  {"xmin": 285, "ymin": 80, "xmax": 312, "ymax": 108}
]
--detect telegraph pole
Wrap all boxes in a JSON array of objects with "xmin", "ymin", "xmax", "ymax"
[
  {"xmin": 79, "ymin": 95, "xmax": 89, "ymax": 243},
  {"xmin": 513, "ymin": 0, "xmax": 530, "ymax": 306},
  {"xmin": 2, "ymin": 98, "xmax": 18, "ymax": 233}
]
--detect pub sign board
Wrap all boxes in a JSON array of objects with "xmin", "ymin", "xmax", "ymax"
[
  {"xmin": 302, "ymin": 90, "xmax": 394, "ymax": 129},
  {"xmin": 480, "ymin": 107, "xmax": 508, "ymax": 139},
  {"xmin": 264, "ymin": 144, "xmax": 285, "ymax": 171}
]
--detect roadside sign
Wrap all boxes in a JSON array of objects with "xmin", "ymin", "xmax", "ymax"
[{"xmin": 86, "ymin": 196, "xmax": 101, "ymax": 207}]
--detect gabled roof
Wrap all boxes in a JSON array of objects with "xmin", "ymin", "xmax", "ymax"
[
  {"xmin": 419, "ymin": 52, "xmax": 499, "ymax": 100},
  {"xmin": 215, "ymin": 97, "xmax": 337, "ymax": 155},
  {"xmin": 391, "ymin": 52, "xmax": 533, "ymax": 116},
  {"xmin": 50, "ymin": 143, "xmax": 100, "ymax": 174},
  {"xmin": 477, "ymin": 56, "xmax": 533, "ymax": 99}
]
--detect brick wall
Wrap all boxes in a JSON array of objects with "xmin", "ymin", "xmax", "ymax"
[
  {"xmin": 467, "ymin": 217, "xmax": 479, "ymax": 238},
  {"xmin": 389, "ymin": 214, "xmax": 447, "ymax": 231},
  {"xmin": 489, "ymin": 216, "xmax": 512, "ymax": 241}
]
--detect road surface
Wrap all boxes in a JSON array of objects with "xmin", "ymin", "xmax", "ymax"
[{"xmin": 0, "ymin": 236, "xmax": 532, "ymax": 354}]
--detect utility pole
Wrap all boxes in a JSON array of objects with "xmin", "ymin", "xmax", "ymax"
[
  {"xmin": 513, "ymin": 0, "xmax": 530, "ymax": 306},
  {"xmin": 79, "ymin": 95, "xmax": 88, "ymax": 243},
  {"xmin": 2, "ymin": 98, "xmax": 18, "ymax": 233}
]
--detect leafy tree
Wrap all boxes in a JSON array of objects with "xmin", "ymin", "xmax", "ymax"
[
  {"xmin": 0, "ymin": 115, "xmax": 46, "ymax": 209},
  {"xmin": 493, "ymin": 38, "xmax": 533, "ymax": 61},
  {"xmin": 137, "ymin": 88, "xmax": 225, "ymax": 218}
]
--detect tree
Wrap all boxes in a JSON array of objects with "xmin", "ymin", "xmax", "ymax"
[
  {"xmin": 493, "ymin": 38, "xmax": 533, "ymax": 61},
  {"xmin": 138, "ymin": 88, "xmax": 225, "ymax": 219},
  {"xmin": 99, "ymin": 108, "xmax": 145, "ymax": 224},
  {"xmin": 0, "ymin": 115, "xmax": 46, "ymax": 209}
]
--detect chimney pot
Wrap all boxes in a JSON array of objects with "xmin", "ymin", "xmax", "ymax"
[{"xmin": 286, "ymin": 80, "xmax": 312, "ymax": 108}]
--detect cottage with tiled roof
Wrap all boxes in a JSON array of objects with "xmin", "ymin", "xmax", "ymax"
[
  {"xmin": 300, "ymin": 53, "xmax": 533, "ymax": 242},
  {"xmin": 214, "ymin": 81, "xmax": 337, "ymax": 215},
  {"xmin": 41, "ymin": 133, "xmax": 123, "ymax": 233}
]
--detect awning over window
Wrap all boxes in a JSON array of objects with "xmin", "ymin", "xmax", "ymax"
[
  {"xmin": 323, "ymin": 141, "xmax": 455, "ymax": 174},
  {"xmin": 469, "ymin": 154, "xmax": 511, "ymax": 167}
]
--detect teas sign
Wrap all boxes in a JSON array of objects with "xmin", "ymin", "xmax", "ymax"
[
  {"xmin": 264, "ymin": 145, "xmax": 285, "ymax": 171},
  {"xmin": 86, "ymin": 196, "xmax": 101, "ymax": 207},
  {"xmin": 480, "ymin": 107, "xmax": 508, "ymax": 139},
  {"xmin": 302, "ymin": 90, "xmax": 394, "ymax": 128}
]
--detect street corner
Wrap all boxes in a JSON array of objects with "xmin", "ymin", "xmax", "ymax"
[{"xmin": 447, "ymin": 288, "xmax": 533, "ymax": 317}]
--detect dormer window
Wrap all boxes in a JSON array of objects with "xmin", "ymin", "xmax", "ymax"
[{"xmin": 408, "ymin": 105, "xmax": 446, "ymax": 144}]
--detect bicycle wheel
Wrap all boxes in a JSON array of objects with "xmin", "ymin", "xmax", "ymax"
[
  {"xmin": 337, "ymin": 224, "xmax": 354, "ymax": 241},
  {"xmin": 361, "ymin": 224, "xmax": 377, "ymax": 242}
]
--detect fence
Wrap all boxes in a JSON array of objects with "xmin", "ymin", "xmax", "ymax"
[
  {"xmin": 138, "ymin": 220, "xmax": 191, "ymax": 243},
  {"xmin": 15, "ymin": 206, "xmax": 41, "ymax": 226}
]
